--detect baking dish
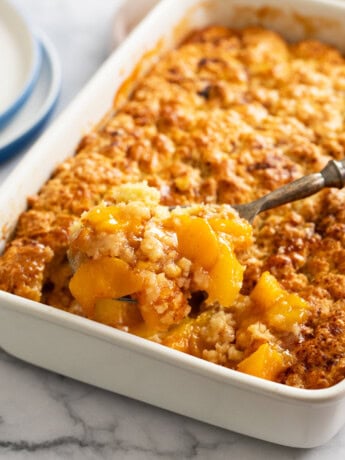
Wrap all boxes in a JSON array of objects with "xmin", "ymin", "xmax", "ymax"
[{"xmin": 1, "ymin": 0, "xmax": 345, "ymax": 448}]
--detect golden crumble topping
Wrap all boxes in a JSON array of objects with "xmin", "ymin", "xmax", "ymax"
[
  {"xmin": 68, "ymin": 183, "xmax": 252, "ymax": 332},
  {"xmin": 1, "ymin": 26, "xmax": 345, "ymax": 388}
]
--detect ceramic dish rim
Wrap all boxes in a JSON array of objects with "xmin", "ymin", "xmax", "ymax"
[
  {"xmin": 1, "ymin": 287, "xmax": 345, "ymax": 405},
  {"xmin": 1, "ymin": 0, "xmax": 345, "ymax": 407}
]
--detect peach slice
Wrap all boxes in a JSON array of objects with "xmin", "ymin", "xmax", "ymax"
[
  {"xmin": 250, "ymin": 271, "xmax": 285, "ymax": 310},
  {"xmin": 250, "ymin": 271, "xmax": 310, "ymax": 331},
  {"xmin": 162, "ymin": 318, "xmax": 194, "ymax": 353},
  {"xmin": 206, "ymin": 240, "xmax": 244, "ymax": 306},
  {"xmin": 69, "ymin": 256, "xmax": 142, "ymax": 317},
  {"xmin": 174, "ymin": 215, "xmax": 219, "ymax": 269},
  {"xmin": 82, "ymin": 205, "xmax": 123, "ymax": 233},
  {"xmin": 82, "ymin": 205, "xmax": 142, "ymax": 234},
  {"xmin": 237, "ymin": 343, "xmax": 288, "ymax": 380},
  {"xmin": 266, "ymin": 293, "xmax": 310, "ymax": 330},
  {"xmin": 94, "ymin": 298, "xmax": 142, "ymax": 328},
  {"xmin": 208, "ymin": 216, "xmax": 252, "ymax": 250}
]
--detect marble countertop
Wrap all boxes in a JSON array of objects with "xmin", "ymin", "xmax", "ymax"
[{"xmin": 1, "ymin": 1, "xmax": 345, "ymax": 458}]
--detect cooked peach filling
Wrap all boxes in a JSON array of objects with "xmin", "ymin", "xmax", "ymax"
[
  {"xmin": 3, "ymin": 26, "xmax": 345, "ymax": 389},
  {"xmin": 237, "ymin": 343, "xmax": 290, "ymax": 381},
  {"xmin": 69, "ymin": 184, "xmax": 250, "ymax": 327},
  {"xmin": 68, "ymin": 184, "xmax": 310, "ymax": 381}
]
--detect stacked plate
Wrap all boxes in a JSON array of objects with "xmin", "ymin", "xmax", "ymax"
[{"xmin": 0, "ymin": 0, "xmax": 61, "ymax": 161}]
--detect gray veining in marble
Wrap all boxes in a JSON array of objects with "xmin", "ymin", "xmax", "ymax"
[{"xmin": 1, "ymin": 1, "xmax": 345, "ymax": 458}]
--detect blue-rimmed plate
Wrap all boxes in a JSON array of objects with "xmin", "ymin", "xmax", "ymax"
[
  {"xmin": 0, "ymin": 0, "xmax": 41, "ymax": 126},
  {"xmin": 0, "ymin": 30, "xmax": 61, "ymax": 161}
]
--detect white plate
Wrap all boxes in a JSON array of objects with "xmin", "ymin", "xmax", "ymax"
[
  {"xmin": 0, "ymin": 30, "xmax": 61, "ymax": 161},
  {"xmin": 0, "ymin": 0, "xmax": 41, "ymax": 126},
  {"xmin": 1, "ymin": 0, "xmax": 345, "ymax": 449}
]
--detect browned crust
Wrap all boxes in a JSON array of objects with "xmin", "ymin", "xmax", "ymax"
[{"xmin": 1, "ymin": 26, "xmax": 345, "ymax": 387}]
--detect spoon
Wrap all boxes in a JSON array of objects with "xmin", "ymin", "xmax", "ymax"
[
  {"xmin": 233, "ymin": 159, "xmax": 345, "ymax": 223},
  {"xmin": 117, "ymin": 159, "xmax": 345, "ymax": 303}
]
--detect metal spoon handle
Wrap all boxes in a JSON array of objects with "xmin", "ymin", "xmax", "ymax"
[
  {"xmin": 234, "ymin": 159, "xmax": 345, "ymax": 222},
  {"xmin": 116, "ymin": 160, "xmax": 345, "ymax": 302}
]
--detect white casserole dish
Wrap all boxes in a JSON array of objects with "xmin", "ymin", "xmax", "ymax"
[{"xmin": 1, "ymin": 0, "xmax": 345, "ymax": 448}]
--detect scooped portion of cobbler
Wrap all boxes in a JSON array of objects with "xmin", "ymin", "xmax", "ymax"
[
  {"xmin": 68, "ymin": 183, "xmax": 311, "ymax": 382},
  {"xmin": 68, "ymin": 183, "xmax": 251, "ymax": 329}
]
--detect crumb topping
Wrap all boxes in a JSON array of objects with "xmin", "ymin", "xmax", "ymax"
[{"xmin": 1, "ymin": 26, "xmax": 345, "ymax": 388}]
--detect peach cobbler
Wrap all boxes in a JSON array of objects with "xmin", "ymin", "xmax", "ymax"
[{"xmin": 1, "ymin": 26, "xmax": 345, "ymax": 388}]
